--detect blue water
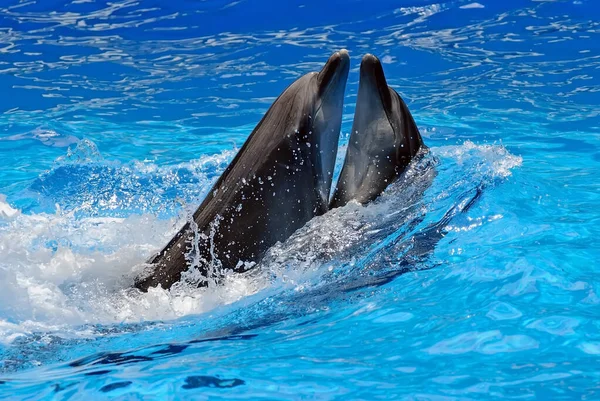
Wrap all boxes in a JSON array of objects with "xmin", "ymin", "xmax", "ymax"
[{"xmin": 0, "ymin": 0, "xmax": 598, "ymax": 399}]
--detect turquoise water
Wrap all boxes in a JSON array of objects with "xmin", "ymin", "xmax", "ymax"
[{"xmin": 0, "ymin": 0, "xmax": 599, "ymax": 399}]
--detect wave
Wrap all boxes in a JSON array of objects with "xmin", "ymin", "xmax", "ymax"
[{"xmin": 0, "ymin": 139, "xmax": 521, "ymax": 371}]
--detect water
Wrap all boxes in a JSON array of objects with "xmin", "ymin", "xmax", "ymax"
[{"xmin": 0, "ymin": 0, "xmax": 598, "ymax": 398}]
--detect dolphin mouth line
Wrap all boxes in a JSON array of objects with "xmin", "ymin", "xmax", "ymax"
[{"xmin": 379, "ymin": 86, "xmax": 397, "ymax": 139}]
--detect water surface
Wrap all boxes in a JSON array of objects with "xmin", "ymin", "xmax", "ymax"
[{"xmin": 0, "ymin": 0, "xmax": 599, "ymax": 399}]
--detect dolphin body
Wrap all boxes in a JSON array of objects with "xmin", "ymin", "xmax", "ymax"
[
  {"xmin": 330, "ymin": 54, "xmax": 425, "ymax": 209},
  {"xmin": 134, "ymin": 51, "xmax": 350, "ymax": 291}
]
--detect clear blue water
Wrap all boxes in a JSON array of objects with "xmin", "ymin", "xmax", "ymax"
[{"xmin": 0, "ymin": 0, "xmax": 598, "ymax": 399}]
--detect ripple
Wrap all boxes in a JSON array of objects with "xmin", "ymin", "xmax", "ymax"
[
  {"xmin": 526, "ymin": 316, "xmax": 580, "ymax": 336},
  {"xmin": 426, "ymin": 330, "xmax": 539, "ymax": 355},
  {"xmin": 486, "ymin": 301, "xmax": 523, "ymax": 321},
  {"xmin": 578, "ymin": 342, "xmax": 600, "ymax": 355}
]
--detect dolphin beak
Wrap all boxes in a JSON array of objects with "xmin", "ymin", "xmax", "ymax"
[
  {"xmin": 317, "ymin": 49, "xmax": 350, "ymax": 96},
  {"xmin": 358, "ymin": 54, "xmax": 393, "ymax": 116}
]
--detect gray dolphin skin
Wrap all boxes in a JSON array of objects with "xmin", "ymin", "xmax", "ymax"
[
  {"xmin": 330, "ymin": 54, "xmax": 425, "ymax": 209},
  {"xmin": 135, "ymin": 50, "xmax": 350, "ymax": 291}
]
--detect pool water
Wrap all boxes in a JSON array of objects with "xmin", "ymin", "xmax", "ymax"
[{"xmin": 0, "ymin": 0, "xmax": 599, "ymax": 399}]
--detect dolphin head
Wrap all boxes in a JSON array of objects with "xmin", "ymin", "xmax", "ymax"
[
  {"xmin": 330, "ymin": 54, "xmax": 424, "ymax": 208},
  {"xmin": 354, "ymin": 54, "xmax": 423, "ymax": 168},
  {"xmin": 310, "ymin": 49, "xmax": 350, "ymax": 207}
]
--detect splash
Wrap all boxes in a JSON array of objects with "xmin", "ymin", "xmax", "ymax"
[
  {"xmin": 0, "ymin": 140, "xmax": 521, "ymax": 351},
  {"xmin": 28, "ymin": 139, "xmax": 236, "ymax": 216},
  {"xmin": 256, "ymin": 141, "xmax": 521, "ymax": 291},
  {"xmin": 0, "ymin": 142, "xmax": 247, "ymax": 343}
]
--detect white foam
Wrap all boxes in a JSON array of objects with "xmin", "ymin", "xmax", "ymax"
[
  {"xmin": 0, "ymin": 195, "xmax": 19, "ymax": 219},
  {"xmin": 460, "ymin": 3, "xmax": 485, "ymax": 9},
  {"xmin": 436, "ymin": 141, "xmax": 523, "ymax": 178},
  {"xmin": 0, "ymin": 194, "xmax": 262, "ymax": 343}
]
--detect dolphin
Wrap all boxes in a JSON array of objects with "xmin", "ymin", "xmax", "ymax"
[
  {"xmin": 330, "ymin": 54, "xmax": 425, "ymax": 209},
  {"xmin": 134, "ymin": 50, "xmax": 350, "ymax": 291}
]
